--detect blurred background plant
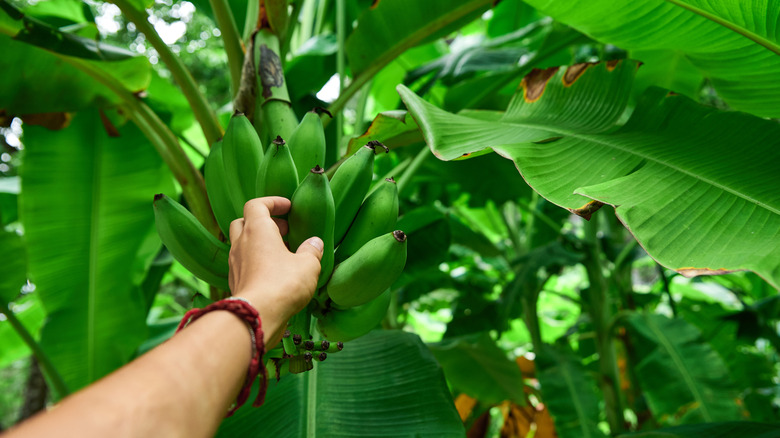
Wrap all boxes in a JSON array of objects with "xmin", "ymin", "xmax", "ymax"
[{"xmin": 1, "ymin": 0, "xmax": 779, "ymax": 436}]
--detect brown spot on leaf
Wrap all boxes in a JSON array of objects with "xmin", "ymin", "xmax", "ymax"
[
  {"xmin": 520, "ymin": 67, "xmax": 559, "ymax": 103},
  {"xmin": 569, "ymin": 200, "xmax": 604, "ymax": 220},
  {"xmin": 606, "ymin": 59, "xmax": 621, "ymax": 71},
  {"xmin": 21, "ymin": 112, "xmax": 73, "ymax": 131},
  {"xmin": 677, "ymin": 267, "xmax": 739, "ymax": 278},
  {"xmin": 371, "ymin": 0, "xmax": 381, "ymax": 8},
  {"xmin": 562, "ymin": 63, "xmax": 591, "ymax": 87},
  {"xmin": 259, "ymin": 44, "xmax": 284, "ymax": 99}
]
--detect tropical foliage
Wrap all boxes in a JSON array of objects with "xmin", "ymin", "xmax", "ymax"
[{"xmin": 1, "ymin": 0, "xmax": 779, "ymax": 436}]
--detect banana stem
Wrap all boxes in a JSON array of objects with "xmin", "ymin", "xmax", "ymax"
[
  {"xmin": 335, "ymin": 0, "xmax": 346, "ymax": 156},
  {"xmin": 0, "ymin": 300, "xmax": 70, "ymax": 401},
  {"xmin": 242, "ymin": 0, "xmax": 259, "ymax": 43},
  {"xmin": 313, "ymin": 0, "xmax": 329, "ymax": 36},
  {"xmin": 396, "ymin": 144, "xmax": 430, "ymax": 195},
  {"xmin": 208, "ymin": 0, "xmax": 245, "ymax": 97},
  {"xmin": 583, "ymin": 216, "xmax": 625, "ymax": 434},
  {"xmin": 58, "ymin": 56, "xmax": 219, "ymax": 237},
  {"xmin": 110, "ymin": 0, "xmax": 223, "ymax": 146},
  {"xmin": 281, "ymin": 0, "xmax": 303, "ymax": 59},
  {"xmin": 353, "ymin": 78, "xmax": 373, "ymax": 136}
]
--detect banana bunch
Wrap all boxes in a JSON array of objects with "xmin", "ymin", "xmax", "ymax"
[{"xmin": 153, "ymin": 109, "xmax": 407, "ymax": 371}]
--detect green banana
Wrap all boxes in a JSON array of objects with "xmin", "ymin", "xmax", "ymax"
[
  {"xmin": 222, "ymin": 112, "xmax": 264, "ymax": 215},
  {"xmin": 288, "ymin": 165, "xmax": 335, "ymax": 288},
  {"xmin": 335, "ymin": 177, "xmax": 398, "ymax": 264},
  {"xmin": 259, "ymin": 101, "xmax": 299, "ymax": 149},
  {"xmin": 153, "ymin": 194, "xmax": 230, "ymax": 290},
  {"xmin": 317, "ymin": 289, "xmax": 392, "ymax": 342},
  {"xmin": 287, "ymin": 110, "xmax": 326, "ymax": 182},
  {"xmin": 324, "ymin": 341, "xmax": 344, "ymax": 353},
  {"xmin": 330, "ymin": 141, "xmax": 389, "ymax": 244},
  {"xmin": 256, "ymin": 136, "xmax": 299, "ymax": 199},
  {"xmin": 204, "ymin": 140, "xmax": 240, "ymax": 237},
  {"xmin": 325, "ymin": 230, "xmax": 407, "ymax": 309}
]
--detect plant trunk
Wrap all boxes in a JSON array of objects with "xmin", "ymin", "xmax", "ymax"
[{"xmin": 583, "ymin": 215, "xmax": 625, "ymax": 434}]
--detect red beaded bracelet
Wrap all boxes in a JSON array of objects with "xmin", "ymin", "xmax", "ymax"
[{"xmin": 176, "ymin": 297, "xmax": 268, "ymax": 417}]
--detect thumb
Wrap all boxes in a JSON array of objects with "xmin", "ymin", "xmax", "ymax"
[{"xmin": 296, "ymin": 236, "xmax": 324, "ymax": 261}]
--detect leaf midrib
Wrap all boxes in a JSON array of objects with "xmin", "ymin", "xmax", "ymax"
[
  {"xmin": 644, "ymin": 315, "xmax": 712, "ymax": 421},
  {"xmin": 559, "ymin": 360, "xmax": 597, "ymax": 438},
  {"xmin": 664, "ymin": 0, "xmax": 780, "ymax": 56},
  {"xmin": 87, "ymin": 132, "xmax": 102, "ymax": 383},
  {"xmin": 486, "ymin": 115, "xmax": 780, "ymax": 216},
  {"xmin": 573, "ymin": 131, "xmax": 780, "ymax": 216}
]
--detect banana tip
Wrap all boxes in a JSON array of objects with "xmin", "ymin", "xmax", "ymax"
[
  {"xmin": 312, "ymin": 165, "xmax": 324, "ymax": 174},
  {"xmin": 392, "ymin": 230, "xmax": 407, "ymax": 242},
  {"xmin": 153, "ymin": 193, "xmax": 164, "ymax": 202},
  {"xmin": 366, "ymin": 140, "xmax": 389, "ymax": 153}
]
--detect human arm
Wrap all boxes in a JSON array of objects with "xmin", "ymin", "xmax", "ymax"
[{"xmin": 6, "ymin": 197, "xmax": 323, "ymax": 438}]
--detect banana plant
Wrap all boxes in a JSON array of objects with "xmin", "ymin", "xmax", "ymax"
[
  {"xmin": 398, "ymin": 60, "xmax": 780, "ymax": 290},
  {"xmin": 1, "ymin": 0, "xmax": 779, "ymax": 436}
]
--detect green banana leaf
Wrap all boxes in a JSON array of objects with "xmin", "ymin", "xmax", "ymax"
[
  {"xmin": 664, "ymin": 0, "xmax": 780, "ymax": 56},
  {"xmin": 346, "ymin": 111, "xmax": 421, "ymax": 155},
  {"xmin": 0, "ymin": 1, "xmax": 152, "ymax": 116},
  {"xmin": 536, "ymin": 344, "xmax": 606, "ymax": 438},
  {"xmin": 626, "ymin": 313, "xmax": 741, "ymax": 424},
  {"xmin": 20, "ymin": 110, "xmax": 174, "ymax": 394},
  {"xmin": 428, "ymin": 333, "xmax": 526, "ymax": 405},
  {"xmin": 0, "ymin": 176, "xmax": 20, "ymax": 225},
  {"xmin": 0, "ymin": 0, "xmax": 135, "ymax": 61},
  {"xmin": 0, "ymin": 293, "xmax": 45, "ymax": 369},
  {"xmin": 397, "ymin": 61, "xmax": 780, "ymax": 289},
  {"xmin": 522, "ymin": 0, "xmax": 780, "ymax": 118},
  {"xmin": 0, "ymin": 35, "xmax": 151, "ymax": 115},
  {"xmin": 0, "ymin": 229, "xmax": 25, "ymax": 304},
  {"xmin": 346, "ymin": 0, "xmax": 494, "ymax": 83},
  {"xmin": 617, "ymin": 421, "xmax": 780, "ymax": 438},
  {"xmin": 217, "ymin": 330, "xmax": 465, "ymax": 437},
  {"xmin": 0, "ymin": 229, "xmax": 44, "ymax": 369}
]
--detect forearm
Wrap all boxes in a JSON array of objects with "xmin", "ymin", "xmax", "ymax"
[{"xmin": 8, "ymin": 308, "xmax": 287, "ymax": 438}]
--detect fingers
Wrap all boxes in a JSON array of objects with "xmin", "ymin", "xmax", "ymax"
[
  {"xmin": 296, "ymin": 237, "xmax": 324, "ymax": 261},
  {"xmin": 243, "ymin": 197, "xmax": 291, "ymax": 221},
  {"xmin": 229, "ymin": 218, "xmax": 244, "ymax": 245},
  {"xmin": 272, "ymin": 217, "xmax": 288, "ymax": 236}
]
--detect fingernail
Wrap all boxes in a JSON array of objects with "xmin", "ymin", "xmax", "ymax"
[{"xmin": 308, "ymin": 237, "xmax": 324, "ymax": 252}]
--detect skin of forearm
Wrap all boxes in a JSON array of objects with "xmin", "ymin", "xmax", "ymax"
[{"xmin": 7, "ymin": 309, "xmax": 288, "ymax": 438}]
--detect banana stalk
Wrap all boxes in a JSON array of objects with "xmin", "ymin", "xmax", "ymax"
[{"xmin": 253, "ymin": 29, "xmax": 299, "ymax": 147}]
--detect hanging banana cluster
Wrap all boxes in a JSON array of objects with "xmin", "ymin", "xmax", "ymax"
[{"xmin": 152, "ymin": 108, "xmax": 407, "ymax": 372}]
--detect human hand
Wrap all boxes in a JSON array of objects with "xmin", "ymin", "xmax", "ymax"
[{"xmin": 228, "ymin": 197, "xmax": 323, "ymax": 348}]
